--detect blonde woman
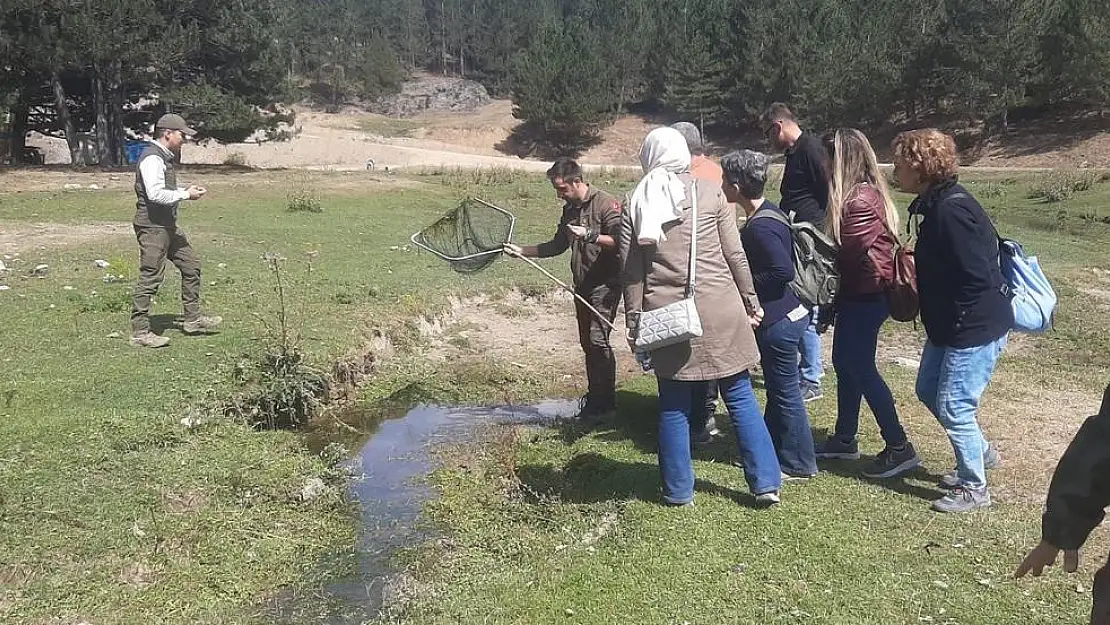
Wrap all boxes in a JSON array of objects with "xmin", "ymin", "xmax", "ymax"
[{"xmin": 814, "ymin": 129, "xmax": 922, "ymax": 479}]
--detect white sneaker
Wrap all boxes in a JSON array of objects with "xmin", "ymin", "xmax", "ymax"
[{"xmin": 755, "ymin": 491, "xmax": 781, "ymax": 505}]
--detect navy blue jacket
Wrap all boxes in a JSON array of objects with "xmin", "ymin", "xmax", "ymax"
[
  {"xmin": 741, "ymin": 201, "xmax": 803, "ymax": 327},
  {"xmin": 910, "ymin": 179, "xmax": 1013, "ymax": 348}
]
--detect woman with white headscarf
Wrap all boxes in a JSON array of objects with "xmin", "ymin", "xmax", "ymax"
[{"xmin": 621, "ymin": 127, "xmax": 783, "ymax": 506}]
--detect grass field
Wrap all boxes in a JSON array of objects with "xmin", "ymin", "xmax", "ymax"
[{"xmin": 0, "ymin": 165, "xmax": 1108, "ymax": 624}]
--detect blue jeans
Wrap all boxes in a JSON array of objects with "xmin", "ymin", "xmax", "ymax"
[
  {"xmin": 915, "ymin": 335, "xmax": 1007, "ymax": 490},
  {"xmin": 757, "ymin": 315, "xmax": 819, "ymax": 477},
  {"xmin": 799, "ymin": 308, "xmax": 823, "ymax": 387},
  {"xmin": 657, "ymin": 372, "xmax": 781, "ymax": 503},
  {"xmin": 832, "ymin": 297, "xmax": 908, "ymax": 446}
]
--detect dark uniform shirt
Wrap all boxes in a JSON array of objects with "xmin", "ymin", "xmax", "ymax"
[{"xmin": 535, "ymin": 186, "xmax": 622, "ymax": 292}]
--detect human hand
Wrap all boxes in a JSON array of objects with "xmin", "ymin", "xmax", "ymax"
[
  {"xmin": 566, "ymin": 224, "xmax": 588, "ymax": 239},
  {"xmin": 503, "ymin": 243, "xmax": 523, "ymax": 258},
  {"xmin": 1014, "ymin": 540, "xmax": 1080, "ymax": 578},
  {"xmin": 749, "ymin": 307, "xmax": 764, "ymax": 327},
  {"xmin": 186, "ymin": 185, "xmax": 207, "ymax": 200}
]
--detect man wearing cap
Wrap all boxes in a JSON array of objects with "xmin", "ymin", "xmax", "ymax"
[{"xmin": 129, "ymin": 113, "xmax": 221, "ymax": 348}]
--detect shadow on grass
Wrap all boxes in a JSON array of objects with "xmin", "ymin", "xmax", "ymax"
[
  {"xmin": 515, "ymin": 451, "xmax": 767, "ymax": 509},
  {"xmin": 810, "ymin": 426, "xmax": 948, "ymax": 502},
  {"xmin": 550, "ymin": 388, "xmax": 947, "ymax": 504}
]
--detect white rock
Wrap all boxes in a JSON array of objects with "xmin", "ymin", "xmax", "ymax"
[
  {"xmin": 300, "ymin": 477, "xmax": 328, "ymax": 502},
  {"xmin": 94, "ymin": 259, "xmax": 110, "ymax": 268},
  {"xmin": 63, "ymin": 285, "xmax": 75, "ymax": 291},
  {"xmin": 32, "ymin": 264, "xmax": 49, "ymax": 276},
  {"xmin": 106, "ymin": 332, "xmax": 122, "ymax": 339},
  {"xmin": 64, "ymin": 183, "xmax": 82, "ymax": 190},
  {"xmin": 88, "ymin": 184, "xmax": 100, "ymax": 190},
  {"xmin": 893, "ymin": 357, "xmax": 921, "ymax": 370},
  {"xmin": 0, "ymin": 285, "xmax": 9, "ymax": 291},
  {"xmin": 217, "ymin": 263, "xmax": 227, "ymax": 269}
]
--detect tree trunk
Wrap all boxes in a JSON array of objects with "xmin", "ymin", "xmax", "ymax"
[
  {"xmin": 94, "ymin": 63, "xmax": 111, "ymax": 167},
  {"xmin": 109, "ymin": 62, "xmax": 126, "ymax": 167},
  {"xmin": 8, "ymin": 89, "xmax": 29, "ymax": 165},
  {"xmin": 51, "ymin": 69, "xmax": 81, "ymax": 166}
]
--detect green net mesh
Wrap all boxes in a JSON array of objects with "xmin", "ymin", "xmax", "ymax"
[{"xmin": 412, "ymin": 198, "xmax": 515, "ymax": 274}]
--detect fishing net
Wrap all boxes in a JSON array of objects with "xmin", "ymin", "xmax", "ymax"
[{"xmin": 411, "ymin": 197, "xmax": 516, "ymax": 273}]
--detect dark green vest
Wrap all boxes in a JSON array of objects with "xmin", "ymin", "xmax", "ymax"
[{"xmin": 134, "ymin": 144, "xmax": 178, "ymax": 228}]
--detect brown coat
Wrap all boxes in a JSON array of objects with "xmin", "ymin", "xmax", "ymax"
[{"xmin": 621, "ymin": 174, "xmax": 762, "ymax": 381}]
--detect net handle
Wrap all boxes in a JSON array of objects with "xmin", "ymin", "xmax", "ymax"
[
  {"xmin": 409, "ymin": 197, "xmax": 517, "ymax": 262},
  {"xmin": 513, "ymin": 255, "xmax": 618, "ymax": 333}
]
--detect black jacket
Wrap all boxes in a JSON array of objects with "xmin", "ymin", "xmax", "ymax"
[
  {"xmin": 779, "ymin": 132, "xmax": 830, "ymax": 228},
  {"xmin": 1042, "ymin": 384, "xmax": 1110, "ymax": 551},
  {"xmin": 910, "ymin": 179, "xmax": 1013, "ymax": 347}
]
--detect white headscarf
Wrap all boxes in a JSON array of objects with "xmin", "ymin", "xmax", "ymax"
[{"xmin": 630, "ymin": 127, "xmax": 691, "ymax": 245}]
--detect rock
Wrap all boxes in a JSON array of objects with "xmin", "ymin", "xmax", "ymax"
[
  {"xmin": 366, "ymin": 76, "xmax": 491, "ymax": 118},
  {"xmin": 0, "ymin": 285, "xmax": 9, "ymax": 291},
  {"xmin": 106, "ymin": 332, "xmax": 122, "ymax": 339},
  {"xmin": 88, "ymin": 184, "xmax": 100, "ymax": 190},
  {"xmin": 64, "ymin": 183, "xmax": 82, "ymax": 190},
  {"xmin": 31, "ymin": 264, "xmax": 49, "ymax": 277},
  {"xmin": 893, "ymin": 356, "xmax": 920, "ymax": 370},
  {"xmin": 300, "ymin": 477, "xmax": 327, "ymax": 502},
  {"xmin": 94, "ymin": 259, "xmax": 110, "ymax": 268},
  {"xmin": 63, "ymin": 285, "xmax": 74, "ymax": 291},
  {"xmin": 217, "ymin": 263, "xmax": 227, "ymax": 269}
]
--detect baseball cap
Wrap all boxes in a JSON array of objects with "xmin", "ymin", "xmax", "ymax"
[{"xmin": 155, "ymin": 113, "xmax": 197, "ymax": 137}]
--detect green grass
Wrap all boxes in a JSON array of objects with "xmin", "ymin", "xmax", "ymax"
[
  {"xmin": 1, "ymin": 167, "xmax": 1108, "ymax": 624},
  {"xmin": 376, "ymin": 170, "xmax": 1110, "ymax": 624},
  {"xmin": 0, "ymin": 169, "xmax": 594, "ymax": 623}
]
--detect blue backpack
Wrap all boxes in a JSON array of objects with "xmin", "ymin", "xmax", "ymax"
[
  {"xmin": 947, "ymin": 192, "xmax": 1057, "ymax": 333},
  {"xmin": 998, "ymin": 238, "xmax": 1057, "ymax": 333}
]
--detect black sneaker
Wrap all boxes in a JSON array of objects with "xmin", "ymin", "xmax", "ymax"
[
  {"xmin": 815, "ymin": 436, "xmax": 861, "ymax": 460},
  {"xmin": 800, "ymin": 383, "xmax": 824, "ymax": 403},
  {"xmin": 862, "ymin": 442, "xmax": 922, "ymax": 478}
]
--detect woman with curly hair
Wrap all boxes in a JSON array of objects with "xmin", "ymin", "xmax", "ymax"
[{"xmin": 892, "ymin": 129, "xmax": 1013, "ymax": 513}]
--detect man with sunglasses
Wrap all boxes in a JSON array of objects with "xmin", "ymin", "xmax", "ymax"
[
  {"xmin": 129, "ymin": 113, "xmax": 221, "ymax": 348},
  {"xmin": 760, "ymin": 103, "xmax": 831, "ymax": 403}
]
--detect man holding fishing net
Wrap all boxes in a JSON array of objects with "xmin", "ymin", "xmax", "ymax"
[{"xmin": 505, "ymin": 159, "xmax": 623, "ymax": 422}]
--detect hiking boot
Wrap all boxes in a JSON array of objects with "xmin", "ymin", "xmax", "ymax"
[
  {"xmin": 575, "ymin": 397, "xmax": 615, "ymax": 425},
  {"xmin": 815, "ymin": 436, "xmax": 861, "ymax": 460},
  {"xmin": 939, "ymin": 444, "xmax": 1001, "ymax": 489},
  {"xmin": 755, "ymin": 491, "xmax": 781, "ymax": 506},
  {"xmin": 862, "ymin": 442, "xmax": 923, "ymax": 479},
  {"xmin": 182, "ymin": 315, "xmax": 222, "ymax": 334},
  {"xmin": 130, "ymin": 331, "xmax": 170, "ymax": 348},
  {"xmin": 800, "ymin": 383, "xmax": 824, "ymax": 403},
  {"xmin": 931, "ymin": 486, "xmax": 992, "ymax": 513}
]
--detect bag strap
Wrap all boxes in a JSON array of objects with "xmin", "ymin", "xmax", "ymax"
[
  {"xmin": 685, "ymin": 180, "xmax": 698, "ymax": 298},
  {"xmin": 750, "ymin": 206, "xmax": 791, "ymax": 227}
]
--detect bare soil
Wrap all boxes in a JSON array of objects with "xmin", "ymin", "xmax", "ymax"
[
  {"xmin": 0, "ymin": 222, "xmax": 132, "ymax": 256},
  {"xmin": 20, "ymin": 98, "xmax": 1110, "ymax": 172}
]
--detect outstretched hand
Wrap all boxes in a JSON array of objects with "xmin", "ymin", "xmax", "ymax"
[{"xmin": 1015, "ymin": 540, "xmax": 1080, "ymax": 578}]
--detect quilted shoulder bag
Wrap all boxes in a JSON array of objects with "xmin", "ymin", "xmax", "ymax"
[{"xmin": 634, "ymin": 181, "xmax": 703, "ymax": 352}]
